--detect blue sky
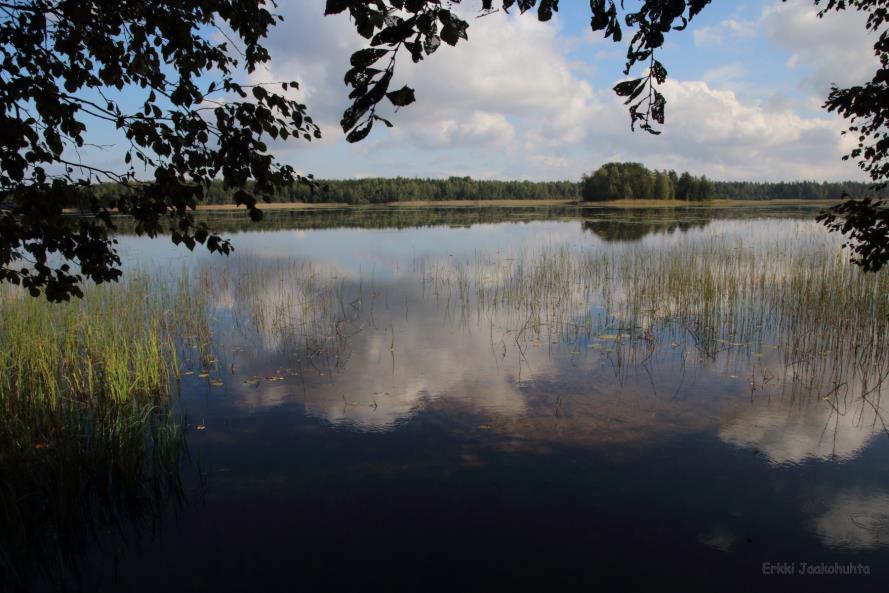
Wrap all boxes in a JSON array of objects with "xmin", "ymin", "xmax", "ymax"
[{"xmin": 84, "ymin": 0, "xmax": 879, "ymax": 182}]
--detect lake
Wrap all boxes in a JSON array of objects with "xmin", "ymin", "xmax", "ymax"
[{"xmin": 5, "ymin": 204, "xmax": 889, "ymax": 592}]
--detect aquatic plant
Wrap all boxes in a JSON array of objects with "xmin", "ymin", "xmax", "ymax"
[{"xmin": 0, "ymin": 272, "xmax": 196, "ymax": 591}]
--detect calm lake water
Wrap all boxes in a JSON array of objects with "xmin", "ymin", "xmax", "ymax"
[{"xmin": 29, "ymin": 205, "xmax": 889, "ymax": 591}]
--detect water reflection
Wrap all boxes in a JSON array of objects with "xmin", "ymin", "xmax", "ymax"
[
  {"xmin": 111, "ymin": 202, "xmax": 800, "ymax": 237},
  {"xmin": 184, "ymin": 217, "xmax": 889, "ymax": 465},
  {"xmin": 581, "ymin": 209, "xmax": 712, "ymax": 242},
  {"xmin": 50, "ymin": 207, "xmax": 889, "ymax": 591},
  {"xmin": 814, "ymin": 489, "xmax": 889, "ymax": 550},
  {"xmin": 719, "ymin": 388, "xmax": 885, "ymax": 465}
]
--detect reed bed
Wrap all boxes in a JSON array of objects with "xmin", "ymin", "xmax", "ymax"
[
  {"xmin": 406, "ymin": 222, "xmax": 889, "ymax": 429},
  {"xmin": 0, "ymin": 272, "xmax": 201, "ymax": 591},
  {"xmin": 193, "ymin": 224, "xmax": 889, "ymax": 382},
  {"xmin": 414, "ymin": 226, "xmax": 889, "ymax": 355},
  {"xmin": 191, "ymin": 222, "xmax": 889, "ymax": 421}
]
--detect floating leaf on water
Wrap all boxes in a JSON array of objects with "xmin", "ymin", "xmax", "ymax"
[
  {"xmin": 182, "ymin": 370, "xmax": 194, "ymax": 376},
  {"xmin": 210, "ymin": 379, "xmax": 224, "ymax": 387}
]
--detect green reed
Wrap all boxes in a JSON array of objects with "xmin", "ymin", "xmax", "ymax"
[
  {"xmin": 405, "ymin": 222, "xmax": 889, "ymax": 413},
  {"xmin": 208, "ymin": 223, "xmax": 889, "ymax": 398},
  {"xmin": 0, "ymin": 271, "xmax": 200, "ymax": 591}
]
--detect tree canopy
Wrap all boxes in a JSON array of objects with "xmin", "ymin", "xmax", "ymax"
[
  {"xmin": 0, "ymin": 0, "xmax": 327, "ymax": 300},
  {"xmin": 814, "ymin": 0, "xmax": 889, "ymax": 271},
  {"xmin": 1, "ymin": 0, "xmax": 888, "ymax": 300},
  {"xmin": 581, "ymin": 162, "xmax": 713, "ymax": 202},
  {"xmin": 81, "ymin": 171, "xmax": 881, "ymax": 204}
]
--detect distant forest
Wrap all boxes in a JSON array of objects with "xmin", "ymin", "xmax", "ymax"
[
  {"xmin": 583, "ymin": 162, "xmax": 709, "ymax": 201},
  {"xmin": 85, "ymin": 163, "xmax": 886, "ymax": 206},
  {"xmin": 580, "ymin": 162, "xmax": 887, "ymax": 202}
]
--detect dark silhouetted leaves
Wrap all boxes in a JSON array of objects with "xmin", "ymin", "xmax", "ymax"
[
  {"xmin": 325, "ymin": 0, "xmax": 353, "ymax": 15},
  {"xmin": 351, "ymin": 48, "xmax": 390, "ymax": 68},
  {"xmin": 813, "ymin": 1, "xmax": 889, "ymax": 271},
  {"xmin": 819, "ymin": 196, "xmax": 889, "ymax": 271},
  {"xmin": 346, "ymin": 120, "xmax": 374, "ymax": 143},
  {"xmin": 651, "ymin": 89, "xmax": 666, "ymax": 124},
  {"xmin": 0, "ymin": 0, "xmax": 321, "ymax": 300},
  {"xmin": 386, "ymin": 86, "xmax": 416, "ymax": 107},
  {"xmin": 335, "ymin": 0, "xmax": 704, "ymax": 142},
  {"xmin": 651, "ymin": 60, "xmax": 668, "ymax": 84},
  {"xmin": 15, "ymin": 0, "xmax": 883, "ymax": 298},
  {"xmin": 614, "ymin": 79, "xmax": 646, "ymax": 102}
]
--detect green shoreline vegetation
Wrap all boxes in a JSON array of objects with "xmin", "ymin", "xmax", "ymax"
[
  {"xmin": 0, "ymin": 272, "xmax": 210, "ymax": 590},
  {"xmin": 79, "ymin": 162, "xmax": 886, "ymax": 207}
]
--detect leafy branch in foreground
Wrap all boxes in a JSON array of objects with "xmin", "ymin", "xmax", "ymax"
[
  {"xmin": 327, "ymin": 0, "xmax": 711, "ymax": 141},
  {"xmin": 815, "ymin": 0, "xmax": 889, "ymax": 270},
  {"xmin": 0, "ymin": 0, "xmax": 716, "ymax": 301},
  {"xmin": 0, "ymin": 0, "xmax": 321, "ymax": 300},
  {"xmin": 8, "ymin": 0, "xmax": 888, "ymax": 298},
  {"xmin": 818, "ymin": 196, "xmax": 889, "ymax": 272}
]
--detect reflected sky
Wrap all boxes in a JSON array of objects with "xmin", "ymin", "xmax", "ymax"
[{"xmin": 71, "ymin": 207, "xmax": 889, "ymax": 592}]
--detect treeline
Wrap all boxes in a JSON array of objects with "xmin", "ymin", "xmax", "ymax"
[
  {"xmin": 710, "ymin": 180, "xmax": 882, "ymax": 200},
  {"xmin": 83, "ymin": 176, "xmax": 580, "ymax": 205},
  {"xmin": 203, "ymin": 177, "xmax": 581, "ymax": 204},
  {"xmin": 582, "ymin": 162, "xmax": 709, "ymax": 201},
  {"xmin": 581, "ymin": 162, "xmax": 886, "ymax": 201},
  {"xmin": 82, "ymin": 166, "xmax": 885, "ymax": 206}
]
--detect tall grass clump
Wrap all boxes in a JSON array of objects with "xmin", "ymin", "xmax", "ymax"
[{"xmin": 0, "ymin": 272, "xmax": 195, "ymax": 591}]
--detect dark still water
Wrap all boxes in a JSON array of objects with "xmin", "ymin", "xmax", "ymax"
[{"xmin": 23, "ymin": 206, "xmax": 889, "ymax": 591}]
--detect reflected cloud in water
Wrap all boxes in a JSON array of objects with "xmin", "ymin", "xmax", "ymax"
[
  {"xmin": 813, "ymin": 489, "xmax": 889, "ymax": 550},
  {"xmin": 69, "ymin": 206, "xmax": 889, "ymax": 592},
  {"xmin": 190, "ymin": 214, "xmax": 889, "ymax": 468}
]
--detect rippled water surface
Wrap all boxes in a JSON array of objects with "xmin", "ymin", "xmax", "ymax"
[{"xmin": 34, "ymin": 206, "xmax": 889, "ymax": 591}]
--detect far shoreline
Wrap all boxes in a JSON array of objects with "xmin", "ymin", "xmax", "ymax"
[{"xmin": 193, "ymin": 198, "xmax": 843, "ymax": 211}]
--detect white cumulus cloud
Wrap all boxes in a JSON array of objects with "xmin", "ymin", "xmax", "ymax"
[{"xmin": 243, "ymin": 1, "xmax": 871, "ymax": 182}]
